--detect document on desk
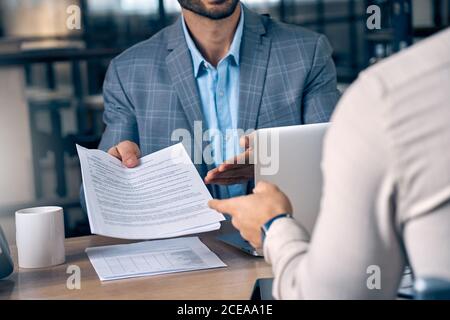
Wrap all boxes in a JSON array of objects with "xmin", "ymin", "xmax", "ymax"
[
  {"xmin": 77, "ymin": 143, "xmax": 225, "ymax": 239},
  {"xmin": 86, "ymin": 237, "xmax": 226, "ymax": 281}
]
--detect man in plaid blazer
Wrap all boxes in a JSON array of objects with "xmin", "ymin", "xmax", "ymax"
[{"xmin": 95, "ymin": 1, "xmax": 340, "ymax": 200}]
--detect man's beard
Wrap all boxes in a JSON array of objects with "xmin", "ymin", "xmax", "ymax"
[{"xmin": 177, "ymin": 0, "xmax": 240, "ymax": 20}]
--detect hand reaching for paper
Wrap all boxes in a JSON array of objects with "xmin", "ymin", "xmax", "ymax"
[{"xmin": 204, "ymin": 134, "xmax": 255, "ymax": 185}]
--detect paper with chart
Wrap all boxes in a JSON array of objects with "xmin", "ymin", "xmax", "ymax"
[
  {"xmin": 77, "ymin": 143, "xmax": 225, "ymax": 239},
  {"xmin": 86, "ymin": 237, "xmax": 226, "ymax": 281}
]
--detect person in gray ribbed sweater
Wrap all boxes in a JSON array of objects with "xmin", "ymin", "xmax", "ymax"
[{"xmin": 209, "ymin": 28, "xmax": 450, "ymax": 299}]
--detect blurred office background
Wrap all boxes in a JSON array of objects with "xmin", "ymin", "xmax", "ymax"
[{"xmin": 0, "ymin": 0, "xmax": 449, "ymax": 243}]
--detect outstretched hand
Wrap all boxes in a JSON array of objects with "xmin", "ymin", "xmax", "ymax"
[
  {"xmin": 208, "ymin": 181, "xmax": 292, "ymax": 249},
  {"xmin": 204, "ymin": 135, "xmax": 254, "ymax": 185}
]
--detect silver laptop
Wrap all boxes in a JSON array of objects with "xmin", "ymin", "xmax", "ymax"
[{"xmin": 217, "ymin": 123, "xmax": 329, "ymax": 256}]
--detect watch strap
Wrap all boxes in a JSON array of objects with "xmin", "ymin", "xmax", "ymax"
[{"xmin": 261, "ymin": 213, "xmax": 292, "ymax": 244}]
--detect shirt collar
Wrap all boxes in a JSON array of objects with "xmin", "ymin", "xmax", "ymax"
[{"xmin": 181, "ymin": 4, "xmax": 244, "ymax": 78}]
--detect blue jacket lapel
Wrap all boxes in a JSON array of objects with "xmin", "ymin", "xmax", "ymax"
[
  {"xmin": 166, "ymin": 18, "xmax": 205, "ymax": 133},
  {"xmin": 238, "ymin": 6, "xmax": 272, "ymax": 131},
  {"xmin": 165, "ymin": 19, "xmax": 209, "ymax": 182}
]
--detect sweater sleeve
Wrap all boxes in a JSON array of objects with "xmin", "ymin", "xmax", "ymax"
[{"xmin": 264, "ymin": 75, "xmax": 406, "ymax": 299}]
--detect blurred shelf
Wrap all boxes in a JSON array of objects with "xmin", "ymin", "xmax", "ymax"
[
  {"xmin": 365, "ymin": 29, "xmax": 395, "ymax": 42},
  {"xmin": 0, "ymin": 197, "xmax": 81, "ymax": 217},
  {"xmin": 413, "ymin": 26, "xmax": 449, "ymax": 38},
  {"xmin": 0, "ymin": 47, "xmax": 124, "ymax": 66}
]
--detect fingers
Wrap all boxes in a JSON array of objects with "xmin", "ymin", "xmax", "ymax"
[
  {"xmin": 224, "ymin": 148, "xmax": 252, "ymax": 165},
  {"xmin": 205, "ymin": 163, "xmax": 254, "ymax": 185},
  {"xmin": 239, "ymin": 135, "xmax": 249, "ymax": 149},
  {"xmin": 250, "ymin": 240, "xmax": 262, "ymax": 249},
  {"xmin": 253, "ymin": 180, "xmax": 279, "ymax": 194},
  {"xmin": 205, "ymin": 166, "xmax": 254, "ymax": 185},
  {"xmin": 108, "ymin": 146, "xmax": 121, "ymax": 159},
  {"xmin": 216, "ymin": 166, "xmax": 254, "ymax": 178},
  {"xmin": 239, "ymin": 229, "xmax": 262, "ymax": 249},
  {"xmin": 205, "ymin": 178, "xmax": 249, "ymax": 185},
  {"xmin": 204, "ymin": 142, "xmax": 255, "ymax": 185},
  {"xmin": 117, "ymin": 141, "xmax": 140, "ymax": 167},
  {"xmin": 208, "ymin": 198, "xmax": 240, "ymax": 215},
  {"xmin": 204, "ymin": 167, "xmax": 220, "ymax": 184},
  {"xmin": 108, "ymin": 141, "xmax": 140, "ymax": 168},
  {"xmin": 208, "ymin": 199, "xmax": 230, "ymax": 213},
  {"xmin": 239, "ymin": 132, "xmax": 255, "ymax": 149},
  {"xmin": 204, "ymin": 135, "xmax": 253, "ymax": 184}
]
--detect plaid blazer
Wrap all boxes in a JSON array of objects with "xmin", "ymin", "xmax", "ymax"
[{"xmin": 97, "ymin": 5, "xmax": 340, "ymax": 199}]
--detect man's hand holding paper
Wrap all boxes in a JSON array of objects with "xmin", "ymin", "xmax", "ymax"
[{"xmin": 77, "ymin": 143, "xmax": 225, "ymax": 240}]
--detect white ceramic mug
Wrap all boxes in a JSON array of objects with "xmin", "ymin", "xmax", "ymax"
[{"xmin": 15, "ymin": 206, "xmax": 65, "ymax": 268}]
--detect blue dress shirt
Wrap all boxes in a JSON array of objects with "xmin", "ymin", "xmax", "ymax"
[{"xmin": 182, "ymin": 8, "xmax": 245, "ymax": 198}]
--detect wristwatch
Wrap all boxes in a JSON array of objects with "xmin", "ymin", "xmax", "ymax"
[{"xmin": 261, "ymin": 213, "xmax": 292, "ymax": 244}]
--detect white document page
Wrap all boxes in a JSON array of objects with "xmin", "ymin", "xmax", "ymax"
[
  {"xmin": 85, "ymin": 237, "xmax": 226, "ymax": 281},
  {"xmin": 77, "ymin": 143, "xmax": 224, "ymax": 239}
]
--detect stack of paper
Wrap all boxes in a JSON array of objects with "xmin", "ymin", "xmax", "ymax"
[
  {"xmin": 86, "ymin": 237, "xmax": 226, "ymax": 281},
  {"xmin": 77, "ymin": 143, "xmax": 225, "ymax": 239}
]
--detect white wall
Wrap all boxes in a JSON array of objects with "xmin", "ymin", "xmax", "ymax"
[
  {"xmin": 0, "ymin": 67, "xmax": 35, "ymax": 244},
  {"xmin": 1, "ymin": 0, "xmax": 80, "ymax": 37},
  {"xmin": 0, "ymin": 67, "xmax": 35, "ymax": 207},
  {"xmin": 413, "ymin": 0, "xmax": 433, "ymax": 27}
]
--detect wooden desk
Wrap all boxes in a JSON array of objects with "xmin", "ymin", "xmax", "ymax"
[{"xmin": 0, "ymin": 225, "xmax": 273, "ymax": 299}]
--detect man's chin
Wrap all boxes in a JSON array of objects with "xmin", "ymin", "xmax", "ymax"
[
  {"xmin": 205, "ymin": 4, "xmax": 239, "ymax": 20},
  {"xmin": 207, "ymin": 0, "xmax": 229, "ymax": 4},
  {"xmin": 179, "ymin": 0, "xmax": 239, "ymax": 20},
  {"xmin": 206, "ymin": 10, "xmax": 236, "ymax": 20}
]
